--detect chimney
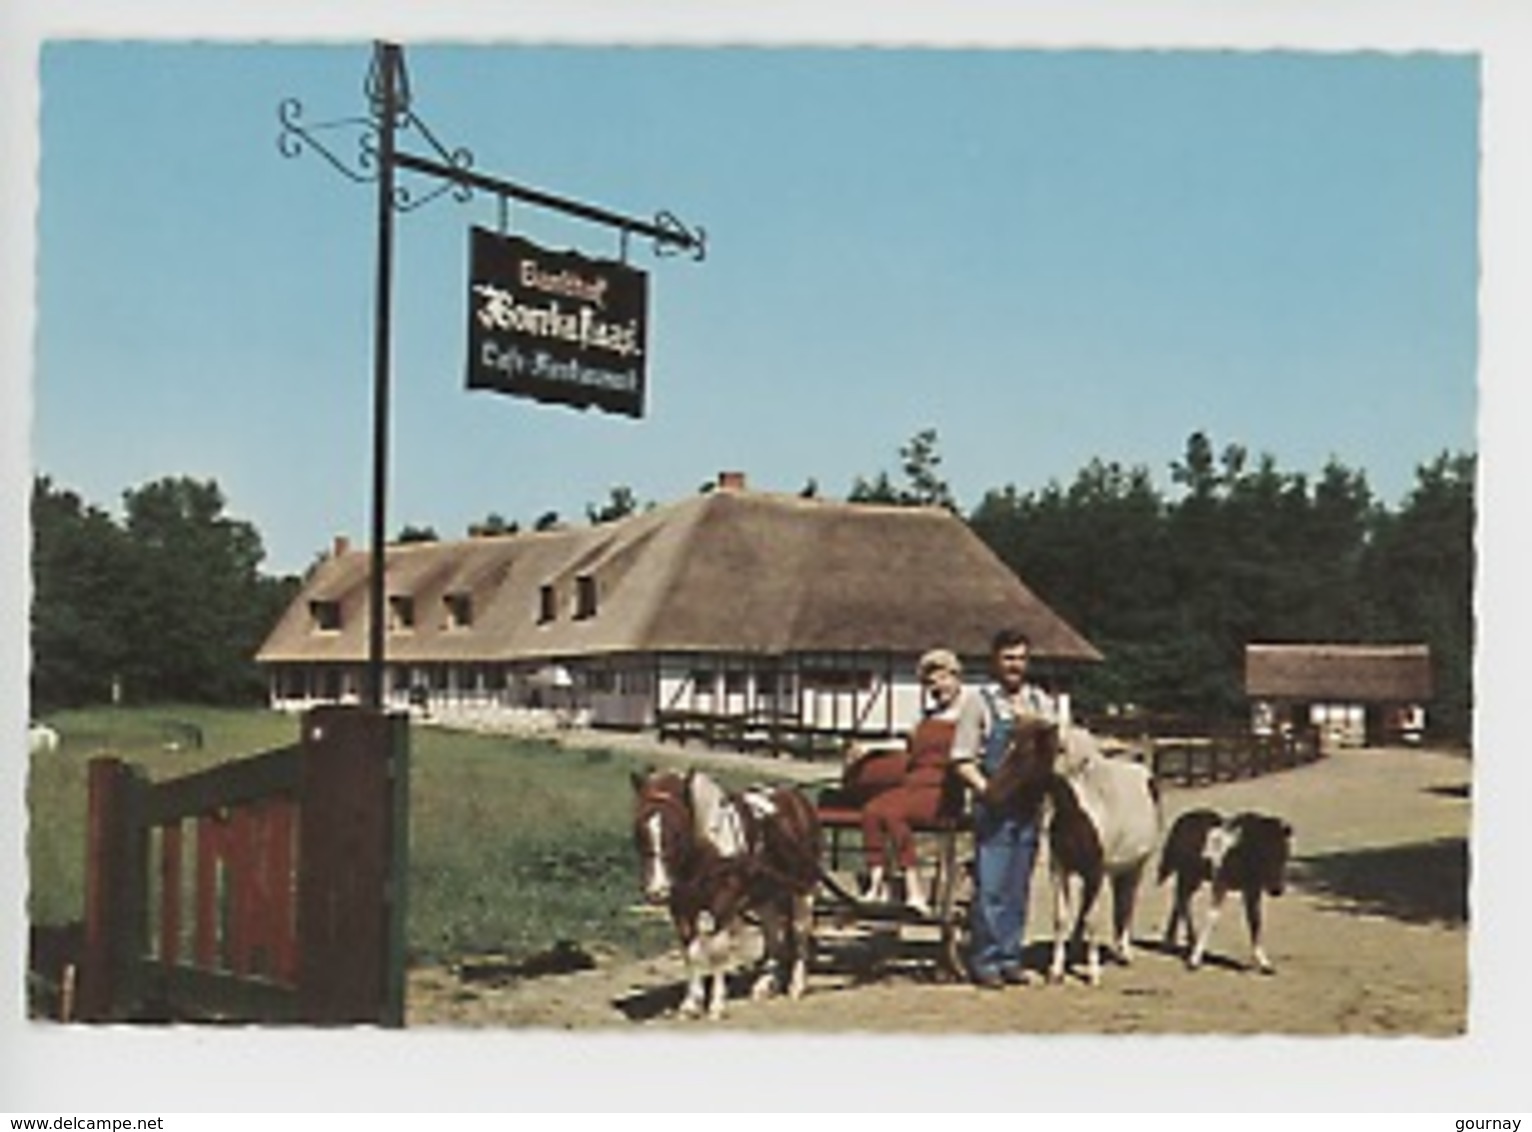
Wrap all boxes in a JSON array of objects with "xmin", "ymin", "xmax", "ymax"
[
  {"xmin": 717, "ymin": 471, "xmax": 747, "ymax": 492},
  {"xmin": 333, "ymin": 535, "xmax": 351, "ymax": 559}
]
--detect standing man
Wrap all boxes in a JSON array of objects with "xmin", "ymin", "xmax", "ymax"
[{"xmin": 950, "ymin": 628, "xmax": 1057, "ymax": 988}]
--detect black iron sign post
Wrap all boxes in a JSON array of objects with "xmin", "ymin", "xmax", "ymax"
[{"xmin": 279, "ymin": 42, "xmax": 705, "ymax": 709}]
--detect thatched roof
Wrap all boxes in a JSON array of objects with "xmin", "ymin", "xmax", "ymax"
[
  {"xmin": 1245, "ymin": 643, "xmax": 1433, "ymax": 702},
  {"xmin": 256, "ymin": 487, "xmax": 1101, "ymax": 665}
]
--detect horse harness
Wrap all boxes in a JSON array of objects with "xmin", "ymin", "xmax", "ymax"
[{"xmin": 638, "ymin": 776, "xmax": 814, "ymax": 930}]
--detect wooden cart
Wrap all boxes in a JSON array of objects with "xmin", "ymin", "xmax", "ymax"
[{"xmin": 811, "ymin": 777, "xmax": 973, "ymax": 981}]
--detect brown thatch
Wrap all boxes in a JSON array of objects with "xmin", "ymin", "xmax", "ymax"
[
  {"xmin": 1245, "ymin": 643, "xmax": 1433, "ymax": 702},
  {"xmin": 256, "ymin": 488, "xmax": 1100, "ymax": 666}
]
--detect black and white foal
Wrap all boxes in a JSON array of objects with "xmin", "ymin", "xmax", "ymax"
[
  {"xmin": 632, "ymin": 768, "xmax": 821, "ymax": 1019},
  {"xmin": 1158, "ymin": 808, "xmax": 1293, "ymax": 974}
]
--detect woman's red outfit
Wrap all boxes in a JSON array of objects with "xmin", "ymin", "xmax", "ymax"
[{"xmin": 859, "ymin": 716, "xmax": 956, "ymax": 870}]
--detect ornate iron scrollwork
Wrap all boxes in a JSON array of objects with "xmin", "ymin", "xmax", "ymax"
[
  {"xmin": 652, "ymin": 211, "xmax": 708, "ymax": 262},
  {"xmin": 280, "ymin": 44, "xmax": 705, "ymax": 246},
  {"xmin": 280, "ymin": 50, "xmax": 474, "ymax": 215},
  {"xmin": 277, "ymin": 98, "xmax": 380, "ymax": 186}
]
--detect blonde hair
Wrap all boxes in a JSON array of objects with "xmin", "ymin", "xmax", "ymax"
[{"xmin": 917, "ymin": 648, "xmax": 962, "ymax": 680}]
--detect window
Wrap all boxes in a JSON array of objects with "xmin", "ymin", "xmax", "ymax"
[
  {"xmin": 760, "ymin": 671, "xmax": 794, "ymax": 698},
  {"xmin": 800, "ymin": 667, "xmax": 874, "ymax": 691},
  {"xmin": 280, "ymin": 666, "xmax": 309, "ymax": 699},
  {"xmin": 575, "ymin": 575, "xmax": 598, "ymax": 619},
  {"xmin": 388, "ymin": 595, "xmax": 415, "ymax": 631},
  {"xmin": 616, "ymin": 669, "xmax": 651, "ymax": 696},
  {"xmin": 309, "ymin": 600, "xmax": 342, "ymax": 632},
  {"xmin": 723, "ymin": 670, "xmax": 749, "ymax": 696},
  {"xmin": 538, "ymin": 584, "xmax": 556, "ymax": 623},
  {"xmin": 444, "ymin": 592, "xmax": 473, "ymax": 630},
  {"xmin": 690, "ymin": 669, "xmax": 716, "ymax": 696}
]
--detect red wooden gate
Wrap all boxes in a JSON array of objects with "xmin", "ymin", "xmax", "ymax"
[{"xmin": 76, "ymin": 705, "xmax": 409, "ymax": 1025}]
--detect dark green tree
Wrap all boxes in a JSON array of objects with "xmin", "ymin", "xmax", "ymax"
[
  {"xmin": 117, "ymin": 476, "xmax": 285, "ymax": 703},
  {"xmin": 1360, "ymin": 452, "xmax": 1475, "ymax": 739},
  {"xmin": 30, "ymin": 476, "xmax": 132, "ymax": 710},
  {"xmin": 967, "ymin": 431, "xmax": 1446, "ymax": 732},
  {"xmin": 586, "ymin": 485, "xmax": 644, "ymax": 524},
  {"xmin": 850, "ymin": 428, "xmax": 957, "ymax": 509},
  {"xmin": 468, "ymin": 512, "xmax": 518, "ymax": 537}
]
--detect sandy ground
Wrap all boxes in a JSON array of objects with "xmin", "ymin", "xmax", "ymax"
[{"xmin": 405, "ymin": 741, "xmax": 1469, "ymax": 1036}]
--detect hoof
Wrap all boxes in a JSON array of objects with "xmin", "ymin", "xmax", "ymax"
[{"xmin": 750, "ymin": 975, "xmax": 777, "ymax": 1002}]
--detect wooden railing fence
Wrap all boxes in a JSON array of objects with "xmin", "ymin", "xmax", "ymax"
[
  {"xmin": 654, "ymin": 708, "xmax": 890, "ymax": 760},
  {"xmin": 77, "ymin": 705, "xmax": 409, "ymax": 1025},
  {"xmin": 1147, "ymin": 727, "xmax": 1322, "ymax": 787}
]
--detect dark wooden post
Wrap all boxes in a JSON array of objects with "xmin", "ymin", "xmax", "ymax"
[
  {"xmin": 79, "ymin": 758, "xmax": 149, "ymax": 1021},
  {"xmin": 295, "ymin": 704, "xmax": 409, "ymax": 1025},
  {"xmin": 158, "ymin": 821, "xmax": 182, "ymax": 969}
]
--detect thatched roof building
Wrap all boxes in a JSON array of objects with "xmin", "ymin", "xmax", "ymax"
[
  {"xmin": 257, "ymin": 479, "xmax": 1099, "ymax": 736},
  {"xmin": 1245, "ymin": 643, "xmax": 1433, "ymax": 702},
  {"xmin": 1245, "ymin": 643, "xmax": 1433, "ymax": 746}
]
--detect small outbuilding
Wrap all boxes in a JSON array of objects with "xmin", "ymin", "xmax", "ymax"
[{"xmin": 1245, "ymin": 643, "xmax": 1433, "ymax": 747}]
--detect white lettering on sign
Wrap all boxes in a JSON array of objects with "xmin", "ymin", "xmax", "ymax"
[
  {"xmin": 519, "ymin": 258, "xmax": 611, "ymax": 309},
  {"xmin": 481, "ymin": 341, "xmax": 639, "ymax": 394},
  {"xmin": 472, "ymin": 284, "xmax": 642, "ymax": 359}
]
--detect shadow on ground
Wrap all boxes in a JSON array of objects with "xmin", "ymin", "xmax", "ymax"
[
  {"xmin": 1294, "ymin": 837, "xmax": 1467, "ymax": 926},
  {"xmin": 1425, "ymin": 783, "xmax": 1469, "ymax": 800}
]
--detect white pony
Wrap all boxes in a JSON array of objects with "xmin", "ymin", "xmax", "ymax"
[{"xmin": 1044, "ymin": 725, "xmax": 1161, "ymax": 986}]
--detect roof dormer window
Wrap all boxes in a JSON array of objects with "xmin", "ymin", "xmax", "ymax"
[
  {"xmin": 388, "ymin": 595, "xmax": 415, "ymax": 632},
  {"xmin": 575, "ymin": 575, "xmax": 598, "ymax": 620},
  {"xmin": 538, "ymin": 584, "xmax": 556, "ymax": 624},
  {"xmin": 309, "ymin": 599, "xmax": 342, "ymax": 633},
  {"xmin": 444, "ymin": 592, "xmax": 473, "ymax": 630}
]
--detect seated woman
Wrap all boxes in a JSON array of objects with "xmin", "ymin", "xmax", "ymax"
[{"xmin": 854, "ymin": 648, "xmax": 968, "ymax": 915}]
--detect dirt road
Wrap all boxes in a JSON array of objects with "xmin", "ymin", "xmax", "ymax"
[{"xmin": 406, "ymin": 743, "xmax": 1469, "ymax": 1036}]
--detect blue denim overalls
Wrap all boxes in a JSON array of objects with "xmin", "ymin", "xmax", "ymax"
[{"xmin": 968, "ymin": 686, "xmax": 1042, "ymax": 979}]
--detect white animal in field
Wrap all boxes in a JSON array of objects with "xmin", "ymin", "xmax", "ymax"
[{"xmin": 28, "ymin": 723, "xmax": 60, "ymax": 756}]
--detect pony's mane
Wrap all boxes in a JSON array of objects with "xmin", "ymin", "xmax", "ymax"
[{"xmin": 1057, "ymin": 724, "xmax": 1105, "ymax": 777}]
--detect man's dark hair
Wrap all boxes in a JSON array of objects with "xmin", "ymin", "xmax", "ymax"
[{"xmin": 990, "ymin": 628, "xmax": 1032, "ymax": 654}]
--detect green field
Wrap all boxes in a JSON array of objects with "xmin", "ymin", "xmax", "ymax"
[{"xmin": 26, "ymin": 706, "xmax": 768, "ymax": 966}]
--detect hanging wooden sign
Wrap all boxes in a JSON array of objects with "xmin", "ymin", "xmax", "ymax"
[{"xmin": 466, "ymin": 226, "xmax": 649, "ymax": 418}]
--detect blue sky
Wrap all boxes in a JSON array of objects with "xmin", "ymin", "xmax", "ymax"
[{"xmin": 33, "ymin": 42, "xmax": 1478, "ymax": 575}]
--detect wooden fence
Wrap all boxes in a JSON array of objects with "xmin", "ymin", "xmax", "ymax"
[
  {"xmin": 1147, "ymin": 727, "xmax": 1322, "ymax": 787},
  {"xmin": 657, "ymin": 707, "xmax": 1323, "ymax": 784},
  {"xmin": 77, "ymin": 704, "xmax": 409, "ymax": 1025},
  {"xmin": 655, "ymin": 708, "xmax": 884, "ymax": 760}
]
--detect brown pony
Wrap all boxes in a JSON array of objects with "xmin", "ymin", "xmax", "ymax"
[{"xmin": 631, "ymin": 768, "xmax": 821, "ymax": 1019}]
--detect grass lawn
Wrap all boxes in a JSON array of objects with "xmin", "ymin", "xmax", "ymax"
[{"xmin": 27, "ymin": 705, "xmax": 769, "ymax": 967}]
